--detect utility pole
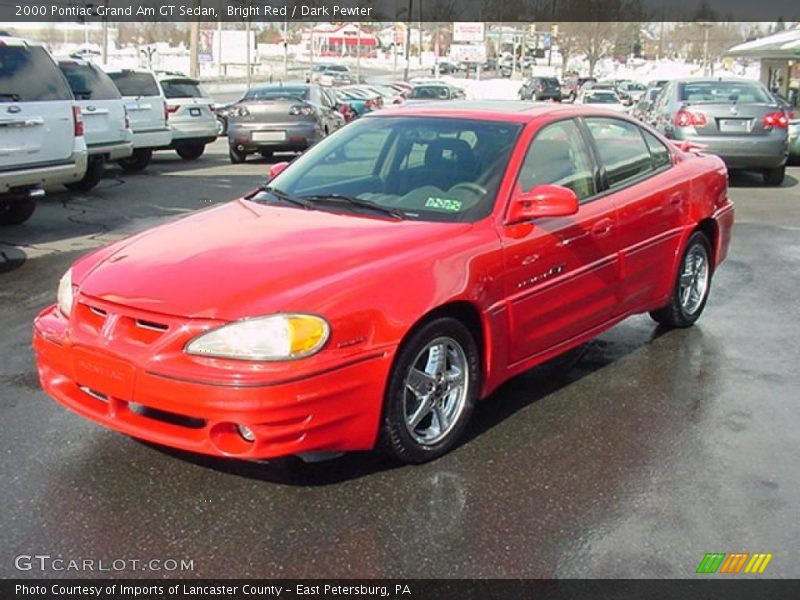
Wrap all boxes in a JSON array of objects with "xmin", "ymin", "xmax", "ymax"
[
  {"xmin": 403, "ymin": 0, "xmax": 413, "ymax": 81},
  {"xmin": 245, "ymin": 19, "xmax": 251, "ymax": 88},
  {"xmin": 283, "ymin": 20, "xmax": 289, "ymax": 79},
  {"xmin": 356, "ymin": 24, "xmax": 362, "ymax": 82},
  {"xmin": 699, "ymin": 21, "xmax": 712, "ymax": 76},
  {"xmin": 189, "ymin": 21, "xmax": 200, "ymax": 78},
  {"xmin": 217, "ymin": 19, "xmax": 223, "ymax": 78},
  {"xmin": 418, "ymin": 0, "xmax": 423, "ymax": 67},
  {"xmin": 101, "ymin": 0, "xmax": 108, "ymax": 65}
]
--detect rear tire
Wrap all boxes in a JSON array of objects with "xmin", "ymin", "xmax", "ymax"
[
  {"xmin": 65, "ymin": 156, "xmax": 105, "ymax": 192},
  {"xmin": 118, "ymin": 148, "xmax": 153, "ymax": 172},
  {"xmin": 229, "ymin": 147, "xmax": 247, "ymax": 164},
  {"xmin": 176, "ymin": 144, "xmax": 205, "ymax": 160},
  {"xmin": 763, "ymin": 165, "xmax": 785, "ymax": 186},
  {"xmin": 378, "ymin": 317, "xmax": 480, "ymax": 464},
  {"xmin": 0, "ymin": 198, "xmax": 36, "ymax": 226},
  {"xmin": 650, "ymin": 231, "xmax": 713, "ymax": 328}
]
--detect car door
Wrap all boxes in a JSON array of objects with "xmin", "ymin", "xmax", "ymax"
[
  {"xmin": 583, "ymin": 117, "xmax": 685, "ymax": 314},
  {"xmin": 500, "ymin": 118, "xmax": 620, "ymax": 365},
  {"xmin": 0, "ymin": 42, "xmax": 74, "ymax": 168}
]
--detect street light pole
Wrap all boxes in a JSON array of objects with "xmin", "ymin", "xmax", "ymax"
[{"xmin": 403, "ymin": 0, "xmax": 413, "ymax": 81}]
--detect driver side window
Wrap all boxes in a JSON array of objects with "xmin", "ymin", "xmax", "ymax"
[{"xmin": 518, "ymin": 119, "xmax": 596, "ymax": 202}]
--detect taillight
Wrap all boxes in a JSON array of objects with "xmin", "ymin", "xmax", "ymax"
[
  {"xmin": 123, "ymin": 106, "xmax": 130, "ymax": 129},
  {"xmin": 166, "ymin": 104, "xmax": 180, "ymax": 114},
  {"xmin": 209, "ymin": 104, "xmax": 216, "ymax": 113},
  {"xmin": 674, "ymin": 109, "xmax": 707, "ymax": 127},
  {"xmin": 365, "ymin": 99, "xmax": 375, "ymax": 110},
  {"xmin": 288, "ymin": 104, "xmax": 315, "ymax": 116},
  {"xmin": 72, "ymin": 105, "xmax": 84, "ymax": 137},
  {"xmin": 163, "ymin": 101, "xmax": 169, "ymax": 123},
  {"xmin": 763, "ymin": 111, "xmax": 789, "ymax": 128}
]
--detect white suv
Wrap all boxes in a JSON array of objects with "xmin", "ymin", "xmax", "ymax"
[
  {"xmin": 0, "ymin": 37, "xmax": 88, "ymax": 225},
  {"xmin": 58, "ymin": 57, "xmax": 133, "ymax": 191},
  {"xmin": 158, "ymin": 74, "xmax": 218, "ymax": 159},
  {"xmin": 106, "ymin": 68, "xmax": 171, "ymax": 172}
]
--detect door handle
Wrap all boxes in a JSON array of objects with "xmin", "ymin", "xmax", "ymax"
[{"xmin": 592, "ymin": 219, "xmax": 614, "ymax": 237}]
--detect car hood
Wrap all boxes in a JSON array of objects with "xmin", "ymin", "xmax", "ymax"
[{"xmin": 76, "ymin": 199, "xmax": 470, "ymax": 320}]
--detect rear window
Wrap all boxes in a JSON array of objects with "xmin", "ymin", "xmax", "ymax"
[
  {"xmin": 0, "ymin": 46, "xmax": 72, "ymax": 102},
  {"xmin": 243, "ymin": 86, "xmax": 309, "ymax": 101},
  {"xmin": 409, "ymin": 86, "xmax": 450, "ymax": 99},
  {"xmin": 540, "ymin": 78, "xmax": 559, "ymax": 88},
  {"xmin": 59, "ymin": 62, "xmax": 120, "ymax": 101},
  {"xmin": 108, "ymin": 71, "xmax": 160, "ymax": 97},
  {"xmin": 585, "ymin": 91, "xmax": 619, "ymax": 104},
  {"xmin": 679, "ymin": 81, "xmax": 771, "ymax": 104},
  {"xmin": 160, "ymin": 78, "xmax": 204, "ymax": 99}
]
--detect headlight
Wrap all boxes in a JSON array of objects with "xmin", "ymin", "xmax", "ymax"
[
  {"xmin": 57, "ymin": 268, "xmax": 75, "ymax": 316},
  {"xmin": 233, "ymin": 105, "xmax": 249, "ymax": 118},
  {"xmin": 185, "ymin": 314, "xmax": 330, "ymax": 361}
]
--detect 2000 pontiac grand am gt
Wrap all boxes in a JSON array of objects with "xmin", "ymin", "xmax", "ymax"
[{"xmin": 33, "ymin": 102, "xmax": 734, "ymax": 464}]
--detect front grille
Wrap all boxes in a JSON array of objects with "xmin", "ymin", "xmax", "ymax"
[{"xmin": 74, "ymin": 300, "xmax": 171, "ymax": 347}]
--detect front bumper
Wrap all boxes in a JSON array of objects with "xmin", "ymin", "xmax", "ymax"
[
  {"xmin": 674, "ymin": 132, "xmax": 787, "ymax": 169},
  {"xmin": 33, "ymin": 304, "xmax": 394, "ymax": 460},
  {"xmin": 228, "ymin": 120, "xmax": 321, "ymax": 153}
]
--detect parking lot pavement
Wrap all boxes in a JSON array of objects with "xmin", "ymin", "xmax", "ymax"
[{"xmin": 1, "ymin": 157, "xmax": 799, "ymax": 578}]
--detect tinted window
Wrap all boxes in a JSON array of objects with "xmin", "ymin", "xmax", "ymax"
[
  {"xmin": 0, "ymin": 46, "xmax": 72, "ymax": 101},
  {"xmin": 518, "ymin": 119, "xmax": 596, "ymax": 201},
  {"xmin": 409, "ymin": 86, "xmax": 450, "ymax": 100},
  {"xmin": 586, "ymin": 118, "xmax": 654, "ymax": 188},
  {"xmin": 678, "ymin": 80, "xmax": 770, "ymax": 104},
  {"xmin": 583, "ymin": 91, "xmax": 620, "ymax": 104},
  {"xmin": 59, "ymin": 61, "xmax": 120, "ymax": 100},
  {"xmin": 642, "ymin": 130, "xmax": 671, "ymax": 169},
  {"xmin": 243, "ymin": 86, "xmax": 309, "ymax": 101},
  {"xmin": 160, "ymin": 78, "xmax": 204, "ymax": 99},
  {"xmin": 108, "ymin": 71, "xmax": 159, "ymax": 97}
]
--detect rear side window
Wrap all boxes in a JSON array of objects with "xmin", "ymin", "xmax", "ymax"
[
  {"xmin": 585, "ymin": 118, "xmax": 654, "ymax": 188},
  {"xmin": 518, "ymin": 119, "xmax": 596, "ymax": 201},
  {"xmin": 642, "ymin": 130, "xmax": 671, "ymax": 169},
  {"xmin": 160, "ymin": 79, "xmax": 204, "ymax": 99},
  {"xmin": 0, "ymin": 46, "xmax": 72, "ymax": 102},
  {"xmin": 108, "ymin": 71, "xmax": 159, "ymax": 97},
  {"xmin": 59, "ymin": 62, "xmax": 120, "ymax": 101}
]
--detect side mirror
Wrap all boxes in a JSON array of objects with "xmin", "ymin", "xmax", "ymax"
[
  {"xmin": 268, "ymin": 161, "xmax": 289, "ymax": 180},
  {"xmin": 506, "ymin": 184, "xmax": 579, "ymax": 224}
]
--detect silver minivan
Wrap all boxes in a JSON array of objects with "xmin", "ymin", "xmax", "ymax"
[
  {"xmin": 1, "ymin": 37, "xmax": 87, "ymax": 225},
  {"xmin": 58, "ymin": 57, "xmax": 133, "ymax": 191}
]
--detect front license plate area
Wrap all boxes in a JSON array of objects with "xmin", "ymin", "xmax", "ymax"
[
  {"xmin": 252, "ymin": 131, "xmax": 286, "ymax": 142},
  {"xmin": 72, "ymin": 348, "xmax": 135, "ymax": 400}
]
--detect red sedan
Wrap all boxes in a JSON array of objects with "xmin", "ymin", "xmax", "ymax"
[{"xmin": 33, "ymin": 103, "xmax": 734, "ymax": 464}]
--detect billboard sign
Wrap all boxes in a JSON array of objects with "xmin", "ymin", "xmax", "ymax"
[{"xmin": 453, "ymin": 22, "xmax": 485, "ymax": 43}]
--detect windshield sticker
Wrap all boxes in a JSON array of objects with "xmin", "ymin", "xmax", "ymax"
[{"xmin": 425, "ymin": 197, "xmax": 463, "ymax": 212}]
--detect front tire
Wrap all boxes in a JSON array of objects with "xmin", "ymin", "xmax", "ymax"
[
  {"xmin": 650, "ymin": 231, "xmax": 713, "ymax": 328},
  {"xmin": 763, "ymin": 165, "xmax": 785, "ymax": 186},
  {"xmin": 0, "ymin": 198, "xmax": 36, "ymax": 226},
  {"xmin": 176, "ymin": 143, "xmax": 205, "ymax": 160},
  {"xmin": 379, "ymin": 318, "xmax": 480, "ymax": 464},
  {"xmin": 118, "ymin": 148, "xmax": 153, "ymax": 172},
  {"xmin": 229, "ymin": 146, "xmax": 247, "ymax": 164},
  {"xmin": 65, "ymin": 156, "xmax": 105, "ymax": 192}
]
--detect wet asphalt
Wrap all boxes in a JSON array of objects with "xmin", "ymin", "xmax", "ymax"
[{"xmin": 1, "ymin": 142, "xmax": 799, "ymax": 579}]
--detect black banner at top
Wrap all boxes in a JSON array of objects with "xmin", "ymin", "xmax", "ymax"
[{"xmin": 0, "ymin": 0, "xmax": 799, "ymax": 23}]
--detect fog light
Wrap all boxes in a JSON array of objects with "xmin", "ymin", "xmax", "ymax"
[{"xmin": 237, "ymin": 424, "xmax": 255, "ymax": 442}]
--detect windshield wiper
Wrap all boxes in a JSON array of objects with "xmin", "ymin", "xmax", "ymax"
[
  {"xmin": 301, "ymin": 194, "xmax": 405, "ymax": 220},
  {"xmin": 258, "ymin": 185, "xmax": 315, "ymax": 210}
]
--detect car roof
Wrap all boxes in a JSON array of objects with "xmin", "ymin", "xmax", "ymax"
[
  {"xmin": 0, "ymin": 36, "xmax": 46, "ymax": 47},
  {"xmin": 105, "ymin": 67, "xmax": 157, "ymax": 75},
  {"xmin": 56, "ymin": 56, "xmax": 92, "ymax": 66},
  {"xmin": 365, "ymin": 100, "xmax": 633, "ymax": 123}
]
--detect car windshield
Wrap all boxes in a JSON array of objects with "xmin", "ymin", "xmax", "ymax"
[
  {"xmin": 585, "ymin": 92, "xmax": 619, "ymax": 103},
  {"xmin": 160, "ymin": 78, "xmax": 204, "ymax": 99},
  {"xmin": 260, "ymin": 116, "xmax": 523, "ymax": 223},
  {"xmin": 410, "ymin": 86, "xmax": 450, "ymax": 99},
  {"xmin": 679, "ymin": 81, "xmax": 771, "ymax": 103},
  {"xmin": 243, "ymin": 86, "xmax": 308, "ymax": 101}
]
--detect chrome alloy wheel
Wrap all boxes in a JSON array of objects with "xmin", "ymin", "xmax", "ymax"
[
  {"xmin": 679, "ymin": 242, "xmax": 710, "ymax": 316},
  {"xmin": 403, "ymin": 336, "xmax": 469, "ymax": 445}
]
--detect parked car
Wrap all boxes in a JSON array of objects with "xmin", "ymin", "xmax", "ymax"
[
  {"xmin": 406, "ymin": 83, "xmax": 465, "ymax": 102},
  {"xmin": 34, "ymin": 103, "xmax": 734, "ymax": 464},
  {"xmin": 519, "ymin": 76, "xmax": 562, "ymax": 102},
  {"xmin": 226, "ymin": 83, "xmax": 345, "ymax": 163},
  {"xmin": 772, "ymin": 93, "xmax": 799, "ymax": 162},
  {"xmin": 106, "ymin": 68, "xmax": 171, "ymax": 172},
  {"xmin": 312, "ymin": 64, "xmax": 353, "ymax": 87},
  {"xmin": 563, "ymin": 76, "xmax": 597, "ymax": 102},
  {"xmin": 650, "ymin": 78, "xmax": 789, "ymax": 185},
  {"xmin": 57, "ymin": 57, "xmax": 132, "ymax": 191},
  {"xmin": 157, "ymin": 75, "xmax": 217, "ymax": 160},
  {"xmin": 0, "ymin": 37, "xmax": 87, "ymax": 225},
  {"xmin": 434, "ymin": 61, "xmax": 459, "ymax": 75},
  {"xmin": 335, "ymin": 88, "xmax": 382, "ymax": 119},
  {"xmin": 631, "ymin": 86, "xmax": 663, "ymax": 122},
  {"xmin": 616, "ymin": 81, "xmax": 647, "ymax": 105},
  {"xmin": 574, "ymin": 89, "xmax": 628, "ymax": 112}
]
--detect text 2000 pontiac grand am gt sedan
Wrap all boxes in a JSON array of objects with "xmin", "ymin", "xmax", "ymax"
[{"xmin": 33, "ymin": 102, "xmax": 734, "ymax": 464}]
